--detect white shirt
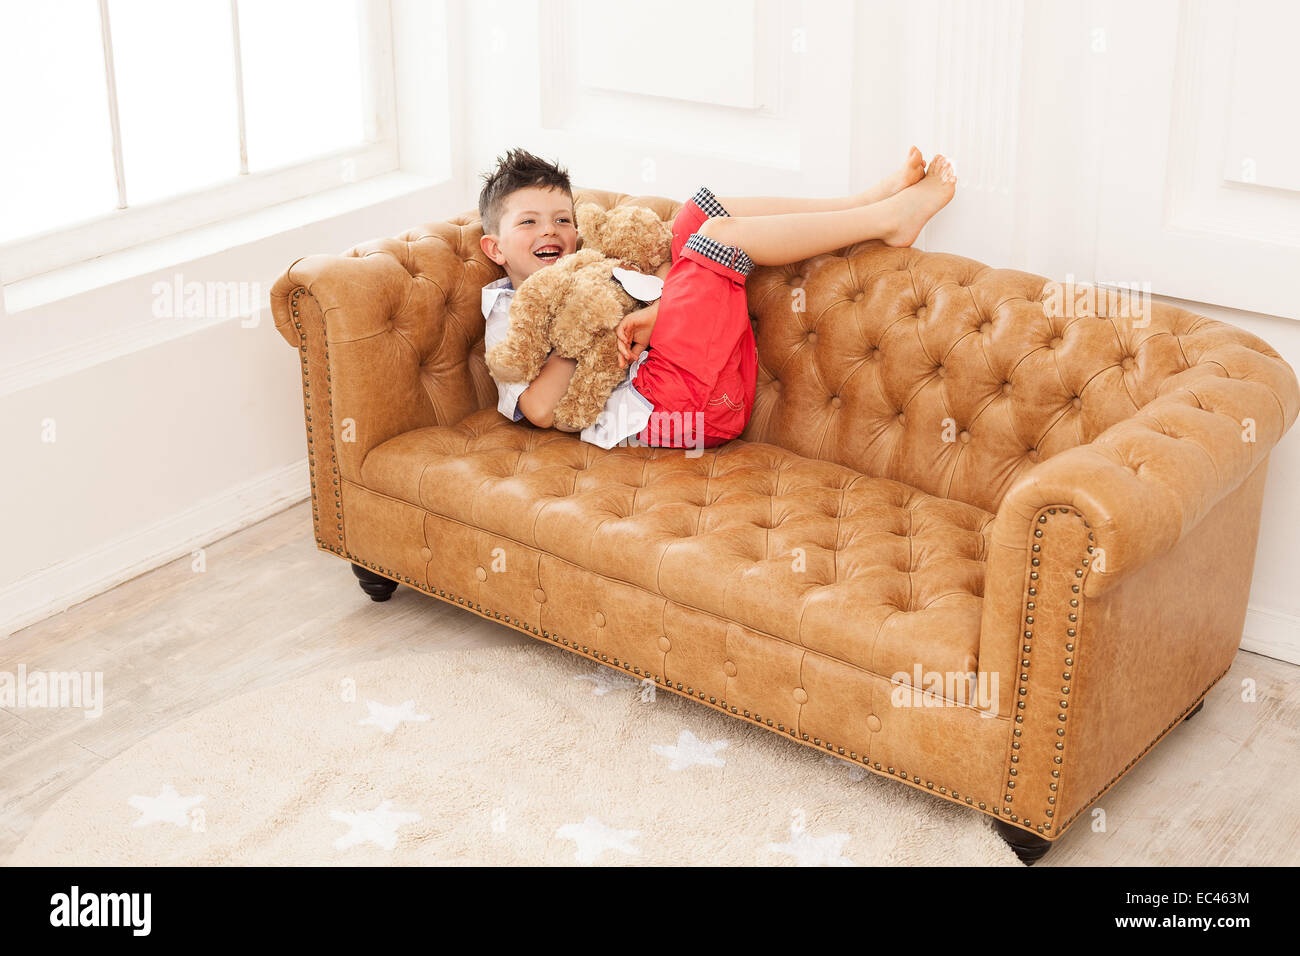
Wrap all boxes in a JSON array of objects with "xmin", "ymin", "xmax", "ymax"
[{"xmin": 481, "ymin": 274, "xmax": 658, "ymax": 449}]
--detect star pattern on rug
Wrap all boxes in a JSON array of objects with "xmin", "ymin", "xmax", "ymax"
[
  {"xmin": 765, "ymin": 821, "xmax": 856, "ymax": 866},
  {"xmin": 573, "ymin": 667, "xmax": 639, "ymax": 696},
  {"xmin": 330, "ymin": 799, "xmax": 421, "ymax": 850},
  {"xmin": 651, "ymin": 728, "xmax": 728, "ymax": 770},
  {"xmin": 127, "ymin": 783, "xmax": 204, "ymax": 827},
  {"xmin": 358, "ymin": 699, "xmax": 431, "ymax": 734},
  {"xmin": 555, "ymin": 815, "xmax": 641, "ymax": 865}
]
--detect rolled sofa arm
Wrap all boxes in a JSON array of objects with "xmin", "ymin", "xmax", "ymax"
[
  {"xmin": 993, "ymin": 343, "xmax": 1298, "ymax": 597},
  {"xmin": 269, "ymin": 224, "xmax": 496, "ymax": 551},
  {"xmin": 972, "ymin": 313, "xmax": 1298, "ymax": 836},
  {"xmin": 977, "ymin": 306, "xmax": 1298, "ymax": 710}
]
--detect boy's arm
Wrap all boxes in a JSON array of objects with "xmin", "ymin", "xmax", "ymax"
[
  {"xmin": 515, "ymin": 259, "xmax": 670, "ymax": 430},
  {"xmin": 518, "ymin": 351, "xmax": 579, "ymax": 429}
]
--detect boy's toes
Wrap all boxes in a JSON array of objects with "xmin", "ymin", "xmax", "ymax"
[{"xmin": 899, "ymin": 146, "xmax": 925, "ymax": 188}]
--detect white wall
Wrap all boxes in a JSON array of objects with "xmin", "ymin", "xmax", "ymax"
[{"xmin": 6, "ymin": 0, "xmax": 1298, "ymax": 664}]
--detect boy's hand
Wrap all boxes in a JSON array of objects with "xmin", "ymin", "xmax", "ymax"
[{"xmin": 617, "ymin": 304, "xmax": 658, "ymax": 369}]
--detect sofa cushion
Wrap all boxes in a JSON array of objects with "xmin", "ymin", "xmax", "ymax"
[{"xmin": 361, "ymin": 408, "xmax": 995, "ymax": 683}]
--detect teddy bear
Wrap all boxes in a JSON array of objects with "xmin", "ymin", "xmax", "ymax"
[{"xmin": 484, "ymin": 201, "xmax": 674, "ymax": 432}]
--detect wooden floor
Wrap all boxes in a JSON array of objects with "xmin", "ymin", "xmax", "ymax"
[{"xmin": 3, "ymin": 500, "xmax": 1297, "ymax": 866}]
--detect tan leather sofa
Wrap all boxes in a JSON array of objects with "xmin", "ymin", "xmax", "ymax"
[{"xmin": 270, "ymin": 187, "xmax": 1299, "ymax": 863}]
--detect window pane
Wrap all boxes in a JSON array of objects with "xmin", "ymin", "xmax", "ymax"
[
  {"xmin": 0, "ymin": 0, "xmax": 117, "ymax": 243},
  {"xmin": 108, "ymin": 0, "xmax": 239, "ymax": 205},
  {"xmin": 238, "ymin": 0, "xmax": 367, "ymax": 172}
]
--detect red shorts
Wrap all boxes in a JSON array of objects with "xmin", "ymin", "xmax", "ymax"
[{"xmin": 630, "ymin": 186, "xmax": 758, "ymax": 448}]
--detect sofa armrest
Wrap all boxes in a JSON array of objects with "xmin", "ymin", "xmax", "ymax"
[
  {"xmin": 976, "ymin": 324, "xmax": 1298, "ymax": 719},
  {"xmin": 991, "ymin": 337, "xmax": 1299, "ymax": 598},
  {"xmin": 270, "ymin": 242, "xmax": 485, "ymax": 550}
]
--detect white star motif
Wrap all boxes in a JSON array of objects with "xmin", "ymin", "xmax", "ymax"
[
  {"xmin": 651, "ymin": 728, "xmax": 728, "ymax": 770},
  {"xmin": 330, "ymin": 799, "xmax": 421, "ymax": 851},
  {"xmin": 823, "ymin": 753, "xmax": 869, "ymax": 782},
  {"xmin": 555, "ymin": 815, "xmax": 641, "ymax": 865},
  {"xmin": 765, "ymin": 822, "xmax": 856, "ymax": 866},
  {"xmin": 128, "ymin": 783, "xmax": 204, "ymax": 827},
  {"xmin": 573, "ymin": 667, "xmax": 638, "ymax": 696},
  {"xmin": 358, "ymin": 699, "xmax": 431, "ymax": 734}
]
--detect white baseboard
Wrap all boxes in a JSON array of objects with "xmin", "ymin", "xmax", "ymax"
[
  {"xmin": 1, "ymin": 459, "xmax": 311, "ymax": 638},
  {"xmin": 1242, "ymin": 605, "xmax": 1300, "ymax": 666}
]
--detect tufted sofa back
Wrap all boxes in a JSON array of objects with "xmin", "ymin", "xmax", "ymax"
[
  {"xmin": 315, "ymin": 187, "xmax": 1293, "ymax": 515},
  {"xmin": 737, "ymin": 243, "xmax": 1292, "ymax": 512}
]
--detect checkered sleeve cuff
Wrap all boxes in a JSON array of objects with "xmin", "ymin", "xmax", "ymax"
[
  {"xmin": 690, "ymin": 185, "xmax": 730, "ymax": 219},
  {"xmin": 683, "ymin": 232, "xmax": 755, "ymax": 279}
]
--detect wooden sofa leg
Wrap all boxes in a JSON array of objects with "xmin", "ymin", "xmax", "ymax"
[
  {"xmin": 995, "ymin": 820, "xmax": 1052, "ymax": 865},
  {"xmin": 351, "ymin": 564, "xmax": 398, "ymax": 602}
]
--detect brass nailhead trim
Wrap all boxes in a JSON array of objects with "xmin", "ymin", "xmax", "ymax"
[{"xmin": 1005, "ymin": 507, "xmax": 1092, "ymax": 836}]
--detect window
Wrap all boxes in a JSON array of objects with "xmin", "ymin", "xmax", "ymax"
[{"xmin": 0, "ymin": 0, "xmax": 396, "ymax": 284}]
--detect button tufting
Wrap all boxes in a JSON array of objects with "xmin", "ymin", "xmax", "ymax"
[
  {"xmin": 594, "ymin": 611, "xmax": 606, "ymax": 627},
  {"xmin": 475, "ymin": 566, "xmax": 487, "ymax": 581},
  {"xmin": 419, "ymin": 547, "xmax": 432, "ymax": 561},
  {"xmin": 657, "ymin": 635, "xmax": 671, "ymax": 652},
  {"xmin": 980, "ymin": 321, "xmax": 992, "ymax": 334},
  {"xmin": 1002, "ymin": 381, "xmax": 1012, "ymax": 394},
  {"xmin": 1071, "ymin": 396, "xmax": 1082, "ymax": 410},
  {"xmin": 936, "ymin": 365, "xmax": 946, "ymax": 378},
  {"xmin": 724, "ymin": 660, "xmax": 738, "ymax": 677},
  {"xmin": 806, "ymin": 331, "xmax": 817, "ymax": 344},
  {"xmin": 534, "ymin": 588, "xmax": 546, "ymax": 603},
  {"xmin": 853, "ymin": 292, "xmax": 864, "ymax": 302},
  {"xmin": 793, "ymin": 687, "xmax": 809, "ymax": 704},
  {"xmin": 959, "ymin": 430, "xmax": 971, "ymax": 443},
  {"xmin": 866, "ymin": 714, "xmax": 882, "ymax": 733},
  {"xmin": 1049, "ymin": 336, "xmax": 1063, "ymax": 349},
  {"xmin": 1121, "ymin": 356, "xmax": 1135, "ymax": 371},
  {"xmin": 830, "ymin": 396, "xmax": 842, "ymax": 407}
]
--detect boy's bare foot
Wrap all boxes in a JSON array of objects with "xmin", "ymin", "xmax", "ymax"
[
  {"xmin": 855, "ymin": 146, "xmax": 926, "ymax": 206},
  {"xmin": 881, "ymin": 155, "xmax": 956, "ymax": 248},
  {"xmin": 887, "ymin": 145, "xmax": 927, "ymax": 196}
]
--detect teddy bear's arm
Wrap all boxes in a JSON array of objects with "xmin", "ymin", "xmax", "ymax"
[{"xmin": 484, "ymin": 264, "xmax": 578, "ymax": 384}]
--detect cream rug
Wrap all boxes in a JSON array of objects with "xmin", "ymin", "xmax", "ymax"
[{"xmin": 7, "ymin": 644, "xmax": 1022, "ymax": 866}]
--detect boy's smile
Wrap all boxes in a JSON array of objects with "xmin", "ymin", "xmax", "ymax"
[{"xmin": 481, "ymin": 185, "xmax": 579, "ymax": 288}]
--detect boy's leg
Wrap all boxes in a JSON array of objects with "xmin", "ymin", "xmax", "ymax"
[
  {"xmin": 715, "ymin": 146, "xmax": 925, "ymax": 218},
  {"xmin": 701, "ymin": 155, "xmax": 957, "ymax": 267}
]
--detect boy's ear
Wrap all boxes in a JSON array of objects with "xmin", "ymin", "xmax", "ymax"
[{"xmin": 480, "ymin": 233, "xmax": 505, "ymax": 266}]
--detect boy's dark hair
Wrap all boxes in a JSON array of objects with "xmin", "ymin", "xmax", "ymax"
[{"xmin": 477, "ymin": 147, "xmax": 573, "ymax": 237}]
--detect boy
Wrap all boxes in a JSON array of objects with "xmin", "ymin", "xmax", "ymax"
[{"xmin": 479, "ymin": 146, "xmax": 956, "ymax": 452}]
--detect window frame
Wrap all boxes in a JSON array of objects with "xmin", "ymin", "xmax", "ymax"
[{"xmin": 0, "ymin": 0, "xmax": 398, "ymax": 286}]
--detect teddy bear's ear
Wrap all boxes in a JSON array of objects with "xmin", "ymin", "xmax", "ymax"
[
  {"xmin": 576, "ymin": 203, "xmax": 609, "ymax": 254},
  {"xmin": 575, "ymin": 202, "xmax": 604, "ymax": 230}
]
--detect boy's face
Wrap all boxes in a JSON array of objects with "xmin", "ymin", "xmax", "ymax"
[{"xmin": 481, "ymin": 185, "xmax": 578, "ymax": 288}]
